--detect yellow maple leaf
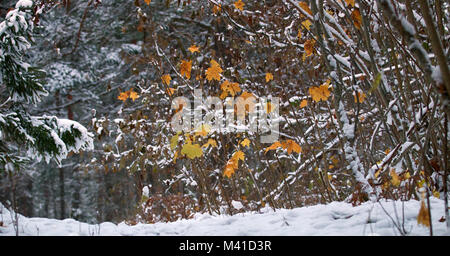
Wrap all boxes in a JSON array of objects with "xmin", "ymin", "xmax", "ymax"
[
  {"xmin": 181, "ymin": 143, "xmax": 203, "ymax": 159},
  {"xmin": 188, "ymin": 44, "xmax": 200, "ymax": 53},
  {"xmin": 144, "ymin": 0, "xmax": 151, "ymax": 5},
  {"xmin": 390, "ymin": 169, "xmax": 400, "ymax": 187},
  {"xmin": 234, "ymin": 0, "xmax": 244, "ymax": 11},
  {"xmin": 351, "ymin": 9, "xmax": 362, "ymax": 29},
  {"xmin": 265, "ymin": 141, "xmax": 283, "ymax": 153},
  {"xmin": 117, "ymin": 91, "xmax": 130, "ymax": 102},
  {"xmin": 304, "ymin": 38, "xmax": 316, "ymax": 57},
  {"xmin": 265, "ymin": 72, "xmax": 273, "ymax": 82},
  {"xmin": 300, "ymin": 99, "xmax": 308, "ymax": 108},
  {"xmin": 202, "ymin": 138, "xmax": 218, "ymax": 148},
  {"xmin": 170, "ymin": 133, "xmax": 180, "ymax": 150},
  {"xmin": 180, "ymin": 60, "xmax": 192, "ymax": 79},
  {"xmin": 298, "ymin": 1, "xmax": 312, "ymax": 16},
  {"xmin": 206, "ymin": 60, "xmax": 223, "ymax": 81},
  {"xmin": 282, "ymin": 139, "xmax": 302, "ymax": 154},
  {"xmin": 129, "ymin": 89, "xmax": 140, "ymax": 101},
  {"xmin": 161, "ymin": 74, "xmax": 171, "ymax": 85},
  {"xmin": 297, "ymin": 28, "xmax": 302, "ymax": 40},
  {"xmin": 309, "ymin": 83, "xmax": 331, "ymax": 102},
  {"xmin": 302, "ymin": 19, "xmax": 312, "ymax": 31},
  {"xmin": 240, "ymin": 138, "xmax": 250, "ymax": 148}
]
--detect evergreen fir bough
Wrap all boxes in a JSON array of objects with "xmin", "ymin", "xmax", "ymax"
[{"xmin": 0, "ymin": 0, "xmax": 93, "ymax": 170}]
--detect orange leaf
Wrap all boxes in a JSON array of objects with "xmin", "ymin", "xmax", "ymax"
[
  {"xmin": 300, "ymin": 99, "xmax": 308, "ymax": 108},
  {"xmin": 180, "ymin": 60, "xmax": 192, "ymax": 79},
  {"xmin": 417, "ymin": 200, "xmax": 430, "ymax": 227},
  {"xmin": 188, "ymin": 45, "xmax": 200, "ymax": 53},
  {"xmin": 212, "ymin": 4, "xmax": 221, "ymax": 14},
  {"xmin": 232, "ymin": 150, "xmax": 245, "ymax": 162},
  {"xmin": 206, "ymin": 59, "xmax": 223, "ymax": 81},
  {"xmin": 161, "ymin": 74, "xmax": 171, "ymax": 85},
  {"xmin": 265, "ymin": 141, "xmax": 283, "ymax": 153},
  {"xmin": 344, "ymin": 0, "xmax": 355, "ymax": 7},
  {"xmin": 351, "ymin": 9, "xmax": 362, "ymax": 29},
  {"xmin": 240, "ymin": 91, "xmax": 254, "ymax": 100},
  {"xmin": 144, "ymin": 0, "xmax": 151, "ymax": 5},
  {"xmin": 298, "ymin": 2, "xmax": 312, "ymax": 16},
  {"xmin": 166, "ymin": 87, "xmax": 176, "ymax": 96},
  {"xmin": 265, "ymin": 72, "xmax": 273, "ymax": 82},
  {"xmin": 304, "ymin": 39, "xmax": 316, "ymax": 57},
  {"xmin": 117, "ymin": 91, "xmax": 130, "ymax": 102},
  {"xmin": 309, "ymin": 82, "xmax": 331, "ymax": 102},
  {"xmin": 234, "ymin": 0, "xmax": 244, "ymax": 11},
  {"xmin": 353, "ymin": 91, "xmax": 366, "ymax": 103},
  {"xmin": 129, "ymin": 89, "xmax": 140, "ymax": 101},
  {"xmin": 281, "ymin": 139, "xmax": 302, "ymax": 154}
]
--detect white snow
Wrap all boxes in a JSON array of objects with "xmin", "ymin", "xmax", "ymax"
[
  {"xmin": 1, "ymin": 198, "xmax": 449, "ymax": 236},
  {"xmin": 15, "ymin": 0, "xmax": 33, "ymax": 9}
]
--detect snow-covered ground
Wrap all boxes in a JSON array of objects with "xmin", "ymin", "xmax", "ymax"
[{"xmin": 1, "ymin": 198, "xmax": 449, "ymax": 236}]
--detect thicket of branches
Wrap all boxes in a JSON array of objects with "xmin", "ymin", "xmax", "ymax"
[{"xmin": 0, "ymin": 0, "xmax": 448, "ymax": 232}]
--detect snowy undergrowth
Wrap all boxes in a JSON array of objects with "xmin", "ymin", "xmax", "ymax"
[{"xmin": 0, "ymin": 198, "xmax": 449, "ymax": 236}]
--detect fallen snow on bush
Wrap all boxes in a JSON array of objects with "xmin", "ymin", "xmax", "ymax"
[{"xmin": 1, "ymin": 198, "xmax": 449, "ymax": 236}]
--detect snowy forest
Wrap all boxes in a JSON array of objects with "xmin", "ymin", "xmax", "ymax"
[{"xmin": 0, "ymin": 0, "xmax": 449, "ymax": 236}]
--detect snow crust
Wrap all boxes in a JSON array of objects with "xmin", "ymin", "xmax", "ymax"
[{"xmin": 1, "ymin": 198, "xmax": 449, "ymax": 236}]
